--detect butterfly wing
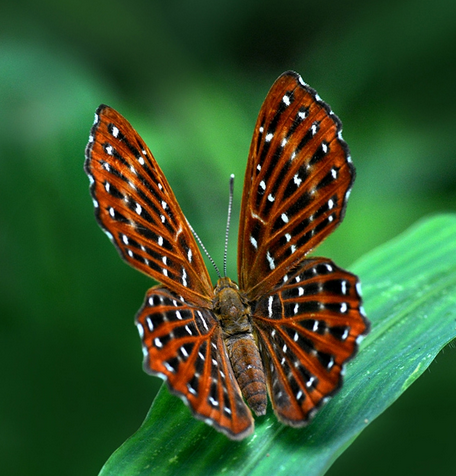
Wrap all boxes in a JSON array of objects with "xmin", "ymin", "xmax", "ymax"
[
  {"xmin": 252, "ymin": 258, "xmax": 369, "ymax": 425},
  {"xmin": 238, "ymin": 71, "xmax": 355, "ymax": 300},
  {"xmin": 136, "ymin": 287, "xmax": 254, "ymax": 439},
  {"xmin": 85, "ymin": 105, "xmax": 213, "ymax": 306}
]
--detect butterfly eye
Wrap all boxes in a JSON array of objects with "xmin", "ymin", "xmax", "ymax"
[{"xmin": 85, "ymin": 71, "xmax": 368, "ymax": 440}]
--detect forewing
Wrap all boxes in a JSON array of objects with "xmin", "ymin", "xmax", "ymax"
[
  {"xmin": 85, "ymin": 105, "xmax": 212, "ymax": 306},
  {"xmin": 136, "ymin": 287, "xmax": 254, "ymax": 440},
  {"xmin": 238, "ymin": 71, "xmax": 355, "ymax": 300},
  {"xmin": 252, "ymin": 258, "xmax": 369, "ymax": 426}
]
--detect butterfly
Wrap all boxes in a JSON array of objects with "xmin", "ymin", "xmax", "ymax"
[{"xmin": 84, "ymin": 70, "xmax": 369, "ymax": 440}]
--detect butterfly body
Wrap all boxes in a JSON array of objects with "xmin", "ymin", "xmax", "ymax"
[
  {"xmin": 85, "ymin": 71, "xmax": 369, "ymax": 440},
  {"xmin": 213, "ymin": 277, "xmax": 267, "ymax": 416}
]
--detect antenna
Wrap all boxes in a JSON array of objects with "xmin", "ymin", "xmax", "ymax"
[
  {"xmin": 223, "ymin": 174, "xmax": 235, "ymax": 277},
  {"xmin": 187, "ymin": 220, "xmax": 222, "ymax": 279}
]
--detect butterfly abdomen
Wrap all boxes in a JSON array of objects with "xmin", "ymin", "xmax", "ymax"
[{"xmin": 224, "ymin": 333, "xmax": 267, "ymax": 416}]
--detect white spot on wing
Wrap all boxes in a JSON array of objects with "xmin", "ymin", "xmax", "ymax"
[
  {"xmin": 164, "ymin": 362, "xmax": 175, "ymax": 373},
  {"xmin": 198, "ymin": 310, "xmax": 209, "ymax": 331},
  {"xmin": 162, "ymin": 257, "xmax": 168, "ymax": 276},
  {"xmin": 268, "ymin": 296, "xmax": 274, "ymax": 317},
  {"xmin": 266, "ymin": 251, "xmax": 275, "ymax": 269},
  {"xmin": 341, "ymin": 280, "xmax": 348, "ymax": 294}
]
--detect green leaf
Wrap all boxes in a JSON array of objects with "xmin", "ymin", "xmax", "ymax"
[{"xmin": 99, "ymin": 214, "xmax": 456, "ymax": 476}]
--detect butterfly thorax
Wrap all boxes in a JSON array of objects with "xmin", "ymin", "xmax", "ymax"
[
  {"xmin": 213, "ymin": 277, "xmax": 251, "ymax": 336},
  {"xmin": 213, "ymin": 277, "xmax": 267, "ymax": 416}
]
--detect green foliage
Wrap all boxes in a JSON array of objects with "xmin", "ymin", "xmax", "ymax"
[{"xmin": 99, "ymin": 215, "xmax": 456, "ymax": 476}]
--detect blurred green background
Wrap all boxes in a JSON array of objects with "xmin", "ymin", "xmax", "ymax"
[{"xmin": 1, "ymin": 0, "xmax": 455, "ymax": 474}]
